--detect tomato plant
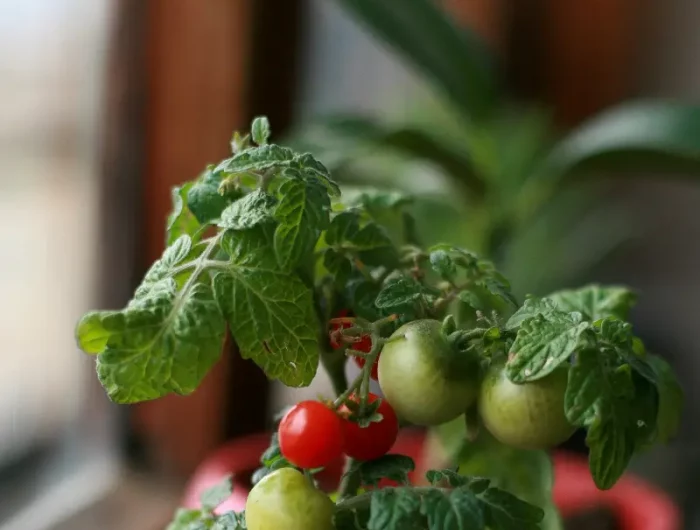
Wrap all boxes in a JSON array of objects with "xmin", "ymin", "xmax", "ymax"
[
  {"xmin": 339, "ymin": 392, "xmax": 399, "ymax": 461},
  {"xmin": 76, "ymin": 117, "xmax": 683, "ymax": 530}
]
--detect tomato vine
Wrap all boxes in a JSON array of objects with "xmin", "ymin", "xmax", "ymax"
[{"xmin": 76, "ymin": 117, "xmax": 683, "ymax": 530}]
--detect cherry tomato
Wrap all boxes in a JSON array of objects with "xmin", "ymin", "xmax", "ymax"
[
  {"xmin": 378, "ymin": 319, "xmax": 479, "ymax": 426},
  {"xmin": 479, "ymin": 362, "xmax": 574, "ymax": 449},
  {"xmin": 246, "ymin": 467, "xmax": 335, "ymax": 530},
  {"xmin": 278, "ymin": 401, "xmax": 343, "ymax": 469},
  {"xmin": 339, "ymin": 393, "xmax": 399, "ymax": 461}
]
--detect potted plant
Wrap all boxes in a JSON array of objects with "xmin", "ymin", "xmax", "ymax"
[{"xmin": 76, "ymin": 118, "xmax": 683, "ymax": 529}]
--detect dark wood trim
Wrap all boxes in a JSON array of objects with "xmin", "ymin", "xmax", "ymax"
[
  {"xmin": 96, "ymin": 0, "xmax": 149, "ymax": 465},
  {"xmin": 130, "ymin": 0, "xmax": 254, "ymax": 476}
]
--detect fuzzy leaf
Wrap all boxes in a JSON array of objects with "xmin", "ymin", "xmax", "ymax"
[
  {"xmin": 368, "ymin": 488, "xmax": 422, "ymax": 530},
  {"xmin": 200, "ymin": 476, "xmax": 233, "ymax": 511},
  {"xmin": 213, "ymin": 228, "xmax": 320, "ymax": 387},
  {"xmin": 420, "ymin": 488, "xmax": 484, "ymax": 530},
  {"xmin": 273, "ymin": 174, "xmax": 330, "ymax": 271},
  {"xmin": 479, "ymin": 488, "xmax": 544, "ymax": 530},
  {"xmin": 505, "ymin": 297, "xmax": 558, "ymax": 331},
  {"xmin": 219, "ymin": 189, "xmax": 276, "ymax": 230},
  {"xmin": 506, "ymin": 312, "xmax": 590, "ymax": 382},
  {"xmin": 548, "ymin": 284, "xmax": 637, "ymax": 321},
  {"xmin": 251, "ymin": 116, "xmax": 271, "ymax": 145}
]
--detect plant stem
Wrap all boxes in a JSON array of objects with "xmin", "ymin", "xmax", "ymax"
[
  {"xmin": 337, "ymin": 457, "xmax": 361, "ymax": 501},
  {"xmin": 333, "ymin": 372, "xmax": 365, "ymax": 408}
]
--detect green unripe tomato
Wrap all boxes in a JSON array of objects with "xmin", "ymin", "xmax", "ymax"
[
  {"xmin": 378, "ymin": 319, "xmax": 479, "ymax": 426},
  {"xmin": 479, "ymin": 362, "xmax": 575, "ymax": 450},
  {"xmin": 245, "ymin": 467, "xmax": 335, "ymax": 530}
]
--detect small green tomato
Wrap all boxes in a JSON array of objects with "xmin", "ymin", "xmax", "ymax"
[
  {"xmin": 378, "ymin": 319, "xmax": 479, "ymax": 426},
  {"xmin": 245, "ymin": 467, "xmax": 335, "ymax": 530},
  {"xmin": 479, "ymin": 362, "xmax": 575, "ymax": 450}
]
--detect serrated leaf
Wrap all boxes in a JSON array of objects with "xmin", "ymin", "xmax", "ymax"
[
  {"xmin": 188, "ymin": 177, "xmax": 229, "ymax": 224},
  {"xmin": 94, "ymin": 280, "xmax": 226, "ymax": 403},
  {"xmin": 167, "ymin": 183, "xmax": 200, "ymax": 245},
  {"xmin": 348, "ymin": 455, "xmax": 415, "ymax": 487},
  {"xmin": 426, "ymin": 469, "xmax": 469, "ymax": 488},
  {"xmin": 212, "ymin": 512, "xmax": 247, "ymax": 530},
  {"xmin": 478, "ymin": 278, "xmax": 517, "ymax": 307},
  {"xmin": 219, "ymin": 189, "xmax": 277, "ymax": 230},
  {"xmin": 506, "ymin": 312, "xmax": 590, "ymax": 382},
  {"xmin": 292, "ymin": 153, "xmax": 341, "ymax": 196},
  {"xmin": 166, "ymin": 508, "xmax": 212, "ymax": 530},
  {"xmin": 505, "ymin": 298, "xmax": 558, "ymax": 331},
  {"xmin": 479, "ymin": 488, "xmax": 544, "ymax": 530},
  {"xmin": 421, "ymin": 488, "xmax": 484, "ymax": 530},
  {"xmin": 215, "ymin": 144, "xmax": 295, "ymax": 175},
  {"xmin": 324, "ymin": 248, "xmax": 353, "ymax": 286},
  {"xmin": 200, "ymin": 476, "xmax": 233, "ymax": 511},
  {"xmin": 375, "ymin": 277, "xmax": 435, "ymax": 309},
  {"xmin": 76, "ymin": 311, "xmax": 118, "ymax": 354},
  {"xmin": 565, "ymin": 348, "xmax": 637, "ymax": 489},
  {"xmin": 326, "ymin": 212, "xmax": 399, "ymax": 267},
  {"xmin": 76, "ymin": 236, "xmax": 227, "ymax": 403},
  {"xmin": 430, "ymin": 250, "xmax": 456, "ymax": 279},
  {"xmin": 251, "ymin": 116, "xmax": 271, "ymax": 145},
  {"xmin": 213, "ymin": 228, "xmax": 320, "ymax": 387},
  {"xmin": 368, "ymin": 488, "xmax": 423, "ymax": 530},
  {"xmin": 548, "ymin": 284, "xmax": 637, "ymax": 322},
  {"xmin": 273, "ymin": 174, "xmax": 330, "ymax": 271},
  {"xmin": 347, "ymin": 278, "xmax": 383, "ymax": 321}
]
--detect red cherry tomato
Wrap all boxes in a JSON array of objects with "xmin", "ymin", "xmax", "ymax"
[
  {"xmin": 278, "ymin": 401, "xmax": 344, "ymax": 469},
  {"xmin": 340, "ymin": 393, "xmax": 399, "ymax": 461}
]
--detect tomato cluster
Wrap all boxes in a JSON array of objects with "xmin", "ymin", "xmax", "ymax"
[{"xmin": 279, "ymin": 394, "xmax": 399, "ymax": 470}]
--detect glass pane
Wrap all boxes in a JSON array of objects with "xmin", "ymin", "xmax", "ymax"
[{"xmin": 0, "ymin": 1, "xmax": 119, "ymax": 526}]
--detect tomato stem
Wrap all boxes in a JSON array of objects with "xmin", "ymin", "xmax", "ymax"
[{"xmin": 337, "ymin": 457, "xmax": 361, "ymax": 500}]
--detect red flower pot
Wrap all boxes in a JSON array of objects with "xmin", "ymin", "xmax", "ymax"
[{"xmin": 181, "ymin": 431, "xmax": 680, "ymax": 530}]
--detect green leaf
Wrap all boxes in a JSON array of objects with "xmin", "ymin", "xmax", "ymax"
[
  {"xmin": 251, "ymin": 116, "xmax": 271, "ymax": 145},
  {"xmin": 200, "ymin": 475, "xmax": 233, "ymax": 511},
  {"xmin": 548, "ymin": 284, "xmax": 637, "ymax": 322},
  {"xmin": 506, "ymin": 312, "xmax": 590, "ymax": 382},
  {"xmin": 76, "ymin": 311, "xmax": 117, "ymax": 354},
  {"xmin": 93, "ymin": 280, "xmax": 226, "ymax": 403},
  {"xmin": 375, "ymin": 277, "xmax": 435, "ymax": 310},
  {"xmin": 76, "ymin": 236, "xmax": 227, "ymax": 403},
  {"xmin": 479, "ymin": 487, "xmax": 544, "ymax": 530},
  {"xmin": 347, "ymin": 455, "xmax": 415, "ymax": 487},
  {"xmin": 188, "ymin": 168, "xmax": 230, "ymax": 224},
  {"xmin": 504, "ymin": 297, "xmax": 557, "ymax": 331},
  {"xmin": 546, "ymin": 101, "xmax": 700, "ymax": 178},
  {"xmin": 347, "ymin": 278, "xmax": 383, "ymax": 321},
  {"xmin": 333, "ymin": 0, "xmax": 497, "ymax": 121},
  {"xmin": 166, "ymin": 508, "xmax": 212, "ymax": 530},
  {"xmin": 426, "ymin": 469, "xmax": 469, "ymax": 488},
  {"xmin": 212, "ymin": 512, "xmax": 247, "ymax": 530},
  {"xmin": 430, "ymin": 250, "xmax": 456, "ymax": 279},
  {"xmin": 326, "ymin": 212, "xmax": 399, "ymax": 267},
  {"xmin": 215, "ymin": 144, "xmax": 295, "ymax": 175},
  {"xmin": 565, "ymin": 348, "xmax": 638, "ymax": 489},
  {"xmin": 367, "ymin": 488, "xmax": 422, "ymax": 530},
  {"xmin": 420, "ymin": 487, "xmax": 484, "ymax": 530},
  {"xmin": 219, "ymin": 189, "xmax": 276, "ymax": 230},
  {"xmin": 213, "ymin": 228, "xmax": 320, "ymax": 387},
  {"xmin": 324, "ymin": 248, "xmax": 353, "ymax": 287},
  {"xmin": 273, "ymin": 174, "xmax": 330, "ymax": 271},
  {"xmin": 167, "ymin": 183, "xmax": 200, "ymax": 245}
]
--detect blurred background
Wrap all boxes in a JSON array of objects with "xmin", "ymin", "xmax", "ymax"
[{"xmin": 1, "ymin": 0, "xmax": 699, "ymax": 529}]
